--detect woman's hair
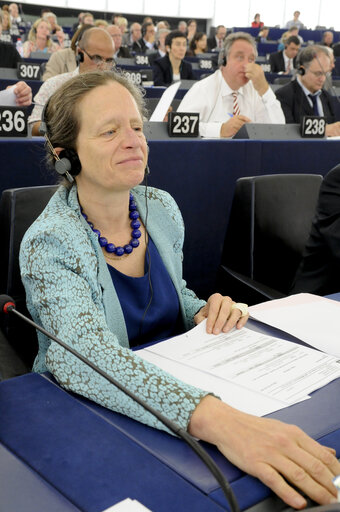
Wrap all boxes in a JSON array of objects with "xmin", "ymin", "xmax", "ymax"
[
  {"xmin": 1, "ymin": 9, "xmax": 11, "ymax": 28},
  {"xmin": 165, "ymin": 30, "xmax": 187, "ymax": 49},
  {"xmin": 27, "ymin": 17, "xmax": 52, "ymax": 46},
  {"xmin": 95, "ymin": 19, "xmax": 108, "ymax": 27},
  {"xmin": 44, "ymin": 70, "xmax": 147, "ymax": 168},
  {"xmin": 189, "ymin": 31, "xmax": 206, "ymax": 53}
]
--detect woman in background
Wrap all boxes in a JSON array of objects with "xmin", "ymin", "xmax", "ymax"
[
  {"xmin": 187, "ymin": 32, "xmax": 207, "ymax": 56},
  {"xmin": 22, "ymin": 17, "xmax": 59, "ymax": 58}
]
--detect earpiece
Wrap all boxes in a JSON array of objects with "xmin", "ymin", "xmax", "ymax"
[
  {"xmin": 39, "ymin": 100, "xmax": 81, "ymax": 183},
  {"xmin": 144, "ymin": 164, "xmax": 150, "ymax": 176},
  {"xmin": 298, "ymin": 66, "xmax": 305, "ymax": 75},
  {"xmin": 76, "ymin": 49, "xmax": 84, "ymax": 64}
]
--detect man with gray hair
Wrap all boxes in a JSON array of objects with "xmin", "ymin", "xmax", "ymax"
[
  {"xmin": 275, "ymin": 45, "xmax": 340, "ymax": 136},
  {"xmin": 178, "ymin": 32, "xmax": 285, "ymax": 138}
]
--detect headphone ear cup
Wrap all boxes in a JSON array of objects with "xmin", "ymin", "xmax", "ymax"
[
  {"xmin": 76, "ymin": 50, "xmax": 84, "ymax": 64},
  {"xmin": 298, "ymin": 66, "xmax": 305, "ymax": 75},
  {"xmin": 59, "ymin": 149, "xmax": 81, "ymax": 177}
]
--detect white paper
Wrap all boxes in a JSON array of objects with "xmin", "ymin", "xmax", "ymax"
[
  {"xmin": 149, "ymin": 81, "xmax": 181, "ymax": 122},
  {"xmin": 102, "ymin": 498, "xmax": 151, "ymax": 511},
  {"xmin": 249, "ymin": 294, "xmax": 340, "ymax": 357},
  {"xmin": 0, "ymin": 86, "xmax": 17, "ymax": 106}
]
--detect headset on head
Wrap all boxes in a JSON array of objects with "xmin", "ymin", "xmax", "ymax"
[{"xmin": 39, "ymin": 97, "xmax": 150, "ymax": 183}]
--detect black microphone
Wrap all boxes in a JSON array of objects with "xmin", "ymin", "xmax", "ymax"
[{"xmin": 0, "ymin": 294, "xmax": 240, "ymax": 512}]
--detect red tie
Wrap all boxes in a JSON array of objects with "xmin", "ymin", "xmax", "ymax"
[{"xmin": 232, "ymin": 92, "xmax": 240, "ymax": 116}]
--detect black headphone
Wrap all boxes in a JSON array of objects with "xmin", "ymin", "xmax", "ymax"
[
  {"xmin": 297, "ymin": 66, "xmax": 305, "ymax": 75},
  {"xmin": 76, "ymin": 49, "xmax": 84, "ymax": 65},
  {"xmin": 39, "ymin": 100, "xmax": 81, "ymax": 183}
]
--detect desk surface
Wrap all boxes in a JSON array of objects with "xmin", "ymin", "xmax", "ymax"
[{"xmin": 2, "ymin": 304, "xmax": 340, "ymax": 511}]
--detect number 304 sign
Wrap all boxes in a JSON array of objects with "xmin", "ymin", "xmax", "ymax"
[
  {"xmin": 301, "ymin": 116, "xmax": 326, "ymax": 138},
  {"xmin": 0, "ymin": 106, "xmax": 27, "ymax": 137},
  {"xmin": 168, "ymin": 112, "xmax": 199, "ymax": 137}
]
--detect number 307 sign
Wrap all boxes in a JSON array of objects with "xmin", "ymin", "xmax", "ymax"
[{"xmin": 0, "ymin": 106, "xmax": 27, "ymax": 137}]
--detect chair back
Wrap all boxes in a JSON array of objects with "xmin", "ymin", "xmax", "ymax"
[
  {"xmin": 0, "ymin": 185, "xmax": 58, "ymax": 369},
  {"xmin": 221, "ymin": 174, "xmax": 322, "ymax": 298}
]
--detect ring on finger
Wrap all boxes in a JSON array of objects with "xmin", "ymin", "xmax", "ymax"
[{"xmin": 231, "ymin": 302, "xmax": 248, "ymax": 318}]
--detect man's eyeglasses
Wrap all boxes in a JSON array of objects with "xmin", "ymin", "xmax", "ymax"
[
  {"xmin": 81, "ymin": 48, "xmax": 115, "ymax": 67},
  {"xmin": 307, "ymin": 69, "xmax": 325, "ymax": 78}
]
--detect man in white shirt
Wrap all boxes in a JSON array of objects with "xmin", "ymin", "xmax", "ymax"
[{"xmin": 178, "ymin": 32, "xmax": 285, "ymax": 138}]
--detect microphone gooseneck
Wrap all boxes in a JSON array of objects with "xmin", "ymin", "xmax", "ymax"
[{"xmin": 0, "ymin": 294, "xmax": 240, "ymax": 512}]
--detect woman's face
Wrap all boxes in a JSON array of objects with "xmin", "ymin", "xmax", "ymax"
[
  {"xmin": 168, "ymin": 36, "xmax": 187, "ymax": 61},
  {"xmin": 75, "ymin": 82, "xmax": 148, "ymax": 195},
  {"xmin": 197, "ymin": 34, "xmax": 207, "ymax": 50},
  {"xmin": 36, "ymin": 20, "xmax": 50, "ymax": 39},
  {"xmin": 2, "ymin": 13, "xmax": 10, "ymax": 30}
]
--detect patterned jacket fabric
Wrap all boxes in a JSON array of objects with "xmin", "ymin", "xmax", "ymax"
[{"xmin": 20, "ymin": 184, "xmax": 208, "ymax": 433}]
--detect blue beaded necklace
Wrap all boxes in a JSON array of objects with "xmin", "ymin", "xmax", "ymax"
[{"xmin": 81, "ymin": 192, "xmax": 142, "ymax": 258}]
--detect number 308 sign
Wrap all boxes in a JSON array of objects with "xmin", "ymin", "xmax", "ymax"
[{"xmin": 0, "ymin": 107, "xmax": 27, "ymax": 137}]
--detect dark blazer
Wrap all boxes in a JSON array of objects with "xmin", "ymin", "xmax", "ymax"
[
  {"xmin": 131, "ymin": 38, "xmax": 147, "ymax": 53},
  {"xmin": 275, "ymin": 79, "xmax": 336, "ymax": 124},
  {"xmin": 0, "ymin": 41, "xmax": 21, "ymax": 68},
  {"xmin": 152, "ymin": 54, "xmax": 194, "ymax": 87},
  {"xmin": 269, "ymin": 50, "xmax": 297, "ymax": 73},
  {"xmin": 291, "ymin": 164, "xmax": 340, "ymax": 295},
  {"xmin": 116, "ymin": 46, "xmax": 132, "ymax": 58},
  {"xmin": 207, "ymin": 36, "xmax": 220, "ymax": 52}
]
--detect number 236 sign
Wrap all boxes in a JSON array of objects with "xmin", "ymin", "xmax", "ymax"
[{"xmin": 0, "ymin": 106, "xmax": 27, "ymax": 137}]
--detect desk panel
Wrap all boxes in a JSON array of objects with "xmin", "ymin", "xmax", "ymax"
[{"xmin": 2, "ymin": 138, "xmax": 340, "ymax": 299}]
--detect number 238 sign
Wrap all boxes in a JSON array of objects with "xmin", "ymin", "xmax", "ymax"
[
  {"xmin": 301, "ymin": 116, "xmax": 326, "ymax": 138},
  {"xmin": 0, "ymin": 107, "xmax": 27, "ymax": 137}
]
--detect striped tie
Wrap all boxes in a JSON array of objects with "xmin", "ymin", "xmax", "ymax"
[{"xmin": 232, "ymin": 92, "xmax": 240, "ymax": 116}]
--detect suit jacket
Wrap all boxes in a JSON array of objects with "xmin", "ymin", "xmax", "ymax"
[
  {"xmin": 116, "ymin": 46, "xmax": 132, "ymax": 59},
  {"xmin": 20, "ymin": 184, "xmax": 207, "ymax": 433},
  {"xmin": 275, "ymin": 79, "xmax": 336, "ymax": 124},
  {"xmin": 207, "ymin": 36, "xmax": 222, "ymax": 52},
  {"xmin": 269, "ymin": 50, "xmax": 297, "ymax": 73},
  {"xmin": 0, "ymin": 41, "xmax": 21, "ymax": 68},
  {"xmin": 152, "ymin": 54, "xmax": 194, "ymax": 86},
  {"xmin": 42, "ymin": 48, "xmax": 77, "ymax": 81},
  {"xmin": 131, "ymin": 38, "xmax": 147, "ymax": 53},
  {"xmin": 291, "ymin": 164, "xmax": 340, "ymax": 295}
]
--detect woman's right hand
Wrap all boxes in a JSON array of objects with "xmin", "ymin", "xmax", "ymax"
[{"xmin": 189, "ymin": 395, "xmax": 340, "ymax": 509}]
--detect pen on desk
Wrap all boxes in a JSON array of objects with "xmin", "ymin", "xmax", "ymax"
[{"xmin": 227, "ymin": 113, "xmax": 233, "ymax": 118}]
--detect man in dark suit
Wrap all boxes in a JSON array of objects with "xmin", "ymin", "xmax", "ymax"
[
  {"xmin": 275, "ymin": 45, "xmax": 340, "ymax": 136},
  {"xmin": 269, "ymin": 35, "xmax": 300, "ymax": 73},
  {"xmin": 207, "ymin": 25, "xmax": 227, "ymax": 52},
  {"xmin": 291, "ymin": 164, "xmax": 340, "ymax": 295}
]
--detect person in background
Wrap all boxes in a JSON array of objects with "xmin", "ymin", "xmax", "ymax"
[
  {"xmin": 187, "ymin": 32, "xmax": 207, "ymax": 57},
  {"xmin": 29, "ymin": 27, "xmax": 115, "ymax": 135},
  {"xmin": 0, "ymin": 20, "xmax": 21, "ymax": 66},
  {"xmin": 186, "ymin": 19, "xmax": 197, "ymax": 43},
  {"xmin": 207, "ymin": 25, "xmax": 227, "ymax": 52},
  {"xmin": 8, "ymin": 3, "xmax": 21, "ymax": 25},
  {"xmin": 116, "ymin": 16, "xmax": 128, "ymax": 37},
  {"xmin": 140, "ymin": 21, "xmax": 157, "ymax": 52},
  {"xmin": 106, "ymin": 24, "xmax": 131, "ymax": 59},
  {"xmin": 22, "ymin": 18, "xmax": 59, "ymax": 57},
  {"xmin": 1, "ymin": 9, "xmax": 12, "ymax": 42},
  {"xmin": 177, "ymin": 20, "xmax": 187, "ymax": 35},
  {"xmin": 251, "ymin": 13, "xmax": 264, "ymax": 29},
  {"xmin": 156, "ymin": 20, "xmax": 169, "ymax": 32},
  {"xmin": 147, "ymin": 28, "xmax": 170, "ymax": 66},
  {"xmin": 128, "ymin": 22, "xmax": 142, "ymax": 51},
  {"xmin": 291, "ymin": 164, "xmax": 340, "ymax": 295},
  {"xmin": 95, "ymin": 19, "xmax": 108, "ymax": 29},
  {"xmin": 178, "ymin": 31, "xmax": 285, "ymax": 138},
  {"xmin": 152, "ymin": 30, "xmax": 194, "ymax": 86},
  {"xmin": 269, "ymin": 35, "xmax": 301, "ymax": 74},
  {"xmin": 255, "ymin": 27, "xmax": 270, "ymax": 43},
  {"xmin": 321, "ymin": 31, "xmax": 334, "ymax": 48},
  {"xmin": 43, "ymin": 12, "xmax": 67, "ymax": 49},
  {"xmin": 20, "ymin": 69, "xmax": 340, "ymax": 512},
  {"xmin": 42, "ymin": 24, "xmax": 92, "ymax": 81},
  {"xmin": 82, "ymin": 13, "xmax": 94, "ymax": 26},
  {"xmin": 275, "ymin": 45, "xmax": 340, "ymax": 136},
  {"xmin": 278, "ymin": 26, "xmax": 303, "ymax": 50},
  {"xmin": 286, "ymin": 11, "xmax": 305, "ymax": 29}
]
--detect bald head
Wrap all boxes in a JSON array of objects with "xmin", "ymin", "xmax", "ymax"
[{"xmin": 78, "ymin": 27, "xmax": 115, "ymax": 72}]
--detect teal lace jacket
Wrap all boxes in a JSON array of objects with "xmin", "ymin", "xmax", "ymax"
[{"xmin": 20, "ymin": 184, "xmax": 208, "ymax": 433}]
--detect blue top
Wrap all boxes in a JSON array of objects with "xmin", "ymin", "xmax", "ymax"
[{"xmin": 107, "ymin": 237, "xmax": 181, "ymax": 347}]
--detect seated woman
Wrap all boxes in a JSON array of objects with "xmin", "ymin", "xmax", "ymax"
[
  {"xmin": 251, "ymin": 13, "xmax": 264, "ymax": 29},
  {"xmin": 186, "ymin": 32, "xmax": 207, "ymax": 57},
  {"xmin": 0, "ymin": 9, "xmax": 13, "ymax": 43},
  {"xmin": 153, "ymin": 30, "xmax": 194, "ymax": 86},
  {"xmin": 291, "ymin": 164, "xmax": 340, "ymax": 295},
  {"xmin": 22, "ymin": 17, "xmax": 59, "ymax": 58},
  {"xmin": 20, "ymin": 70, "xmax": 340, "ymax": 510}
]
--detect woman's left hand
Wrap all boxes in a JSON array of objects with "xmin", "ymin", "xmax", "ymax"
[{"xmin": 194, "ymin": 293, "xmax": 249, "ymax": 334}]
